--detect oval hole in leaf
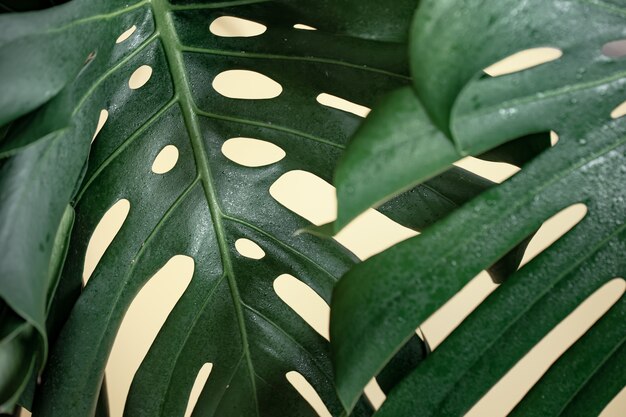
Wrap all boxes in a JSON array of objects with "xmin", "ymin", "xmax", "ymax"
[
  {"xmin": 129, "ymin": 65, "xmax": 153, "ymax": 90},
  {"xmin": 610, "ymin": 100, "xmax": 626, "ymax": 119},
  {"xmin": 270, "ymin": 170, "xmax": 416, "ymax": 260},
  {"xmin": 294, "ymin": 24, "xmax": 317, "ymax": 30},
  {"xmin": 483, "ymin": 47, "xmax": 563, "ymax": 77},
  {"xmin": 550, "ymin": 130, "xmax": 559, "ymax": 147},
  {"xmin": 454, "ymin": 156, "xmax": 520, "ymax": 184},
  {"xmin": 316, "ymin": 93, "xmax": 370, "ymax": 118},
  {"xmin": 107, "ymin": 255, "xmax": 195, "ymax": 417},
  {"xmin": 116, "ymin": 25, "xmax": 137, "ymax": 44},
  {"xmin": 213, "ymin": 70, "xmax": 282, "ymax": 99},
  {"xmin": 467, "ymin": 278, "xmax": 626, "ymax": 417},
  {"xmin": 519, "ymin": 203, "xmax": 587, "ymax": 268},
  {"xmin": 91, "ymin": 109, "xmax": 108, "ymax": 144},
  {"xmin": 221, "ymin": 137, "xmax": 286, "ymax": 167},
  {"xmin": 209, "ymin": 16, "xmax": 267, "ymax": 37},
  {"xmin": 274, "ymin": 274, "xmax": 329, "ymax": 339},
  {"xmin": 83, "ymin": 199, "xmax": 130, "ymax": 283},
  {"xmin": 602, "ymin": 39, "xmax": 626, "ymax": 58},
  {"xmin": 235, "ymin": 238, "xmax": 265, "ymax": 260},
  {"xmin": 151, "ymin": 145, "xmax": 179, "ymax": 174},
  {"xmin": 286, "ymin": 371, "xmax": 332, "ymax": 417},
  {"xmin": 270, "ymin": 171, "xmax": 335, "ymax": 226},
  {"xmin": 601, "ymin": 385, "xmax": 626, "ymax": 417},
  {"xmin": 184, "ymin": 363, "xmax": 214, "ymax": 417}
]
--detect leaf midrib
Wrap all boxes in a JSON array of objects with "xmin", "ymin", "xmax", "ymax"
[{"xmin": 151, "ymin": 1, "xmax": 261, "ymax": 415}]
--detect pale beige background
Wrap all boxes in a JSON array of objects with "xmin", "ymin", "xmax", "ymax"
[{"xmin": 22, "ymin": 19, "xmax": 626, "ymax": 417}]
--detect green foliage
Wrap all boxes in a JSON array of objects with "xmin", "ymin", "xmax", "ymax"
[
  {"xmin": 0, "ymin": 0, "xmax": 624, "ymax": 416},
  {"xmin": 332, "ymin": 0, "xmax": 626, "ymax": 415}
]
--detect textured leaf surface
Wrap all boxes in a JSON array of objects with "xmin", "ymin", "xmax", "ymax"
[
  {"xmin": 1, "ymin": 0, "xmax": 424, "ymax": 415},
  {"xmin": 331, "ymin": 0, "xmax": 626, "ymax": 413}
]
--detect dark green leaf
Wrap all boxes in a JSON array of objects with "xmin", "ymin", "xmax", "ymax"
[
  {"xmin": 330, "ymin": 0, "xmax": 626, "ymax": 412},
  {"xmin": 0, "ymin": 1, "xmax": 424, "ymax": 416},
  {"xmin": 511, "ymin": 294, "xmax": 626, "ymax": 416}
]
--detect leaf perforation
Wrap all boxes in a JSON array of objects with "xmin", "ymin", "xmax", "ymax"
[
  {"xmin": 223, "ymin": 214, "xmax": 340, "ymax": 286},
  {"xmin": 75, "ymin": 97, "xmax": 179, "ymax": 203},
  {"xmin": 152, "ymin": 1, "xmax": 263, "ymax": 413},
  {"xmin": 73, "ymin": 32, "xmax": 160, "ymax": 114},
  {"xmin": 91, "ymin": 176, "xmax": 200, "ymax": 357},
  {"xmin": 242, "ymin": 302, "xmax": 334, "ymax": 380},
  {"xmin": 433, "ymin": 222, "xmax": 626, "ymax": 415},
  {"xmin": 454, "ymin": 69, "xmax": 626, "ymax": 127},
  {"xmin": 373, "ymin": 132, "xmax": 626, "ymax": 323},
  {"xmin": 158, "ymin": 272, "xmax": 229, "ymax": 416}
]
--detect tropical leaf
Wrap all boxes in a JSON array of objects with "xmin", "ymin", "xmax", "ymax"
[
  {"xmin": 331, "ymin": 0, "xmax": 626, "ymax": 414},
  {"xmin": 0, "ymin": 0, "xmax": 456, "ymax": 415}
]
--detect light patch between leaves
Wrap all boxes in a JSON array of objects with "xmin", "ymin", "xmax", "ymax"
[
  {"xmin": 91, "ymin": 109, "xmax": 108, "ymax": 144},
  {"xmin": 286, "ymin": 371, "xmax": 332, "ymax": 417},
  {"xmin": 483, "ymin": 47, "xmax": 563, "ymax": 77},
  {"xmin": 364, "ymin": 379, "xmax": 386, "ymax": 411},
  {"xmin": 184, "ymin": 363, "xmax": 214, "ymax": 417},
  {"xmin": 221, "ymin": 137, "xmax": 286, "ymax": 167},
  {"xmin": 107, "ymin": 255, "xmax": 195, "ymax": 417},
  {"xmin": 602, "ymin": 39, "xmax": 626, "ymax": 58},
  {"xmin": 116, "ymin": 25, "xmax": 137, "ymax": 44},
  {"xmin": 151, "ymin": 145, "xmax": 179, "ymax": 174},
  {"xmin": 519, "ymin": 203, "xmax": 587, "ymax": 268},
  {"xmin": 274, "ymin": 274, "xmax": 329, "ymax": 339},
  {"xmin": 600, "ymin": 385, "xmax": 626, "ymax": 417},
  {"xmin": 610, "ymin": 100, "xmax": 626, "ymax": 119},
  {"xmin": 294, "ymin": 23, "xmax": 317, "ymax": 30},
  {"xmin": 550, "ymin": 130, "xmax": 559, "ymax": 147},
  {"xmin": 129, "ymin": 65, "xmax": 153, "ymax": 89},
  {"xmin": 213, "ymin": 70, "xmax": 282, "ymax": 99},
  {"xmin": 467, "ymin": 278, "xmax": 626, "ymax": 417},
  {"xmin": 209, "ymin": 16, "xmax": 267, "ymax": 37},
  {"xmin": 269, "ymin": 170, "xmax": 416, "ymax": 260},
  {"xmin": 453, "ymin": 156, "xmax": 520, "ymax": 184},
  {"xmin": 421, "ymin": 271, "xmax": 497, "ymax": 350},
  {"xmin": 83, "ymin": 199, "xmax": 130, "ymax": 283},
  {"xmin": 269, "ymin": 171, "xmax": 335, "ymax": 226},
  {"xmin": 316, "ymin": 93, "xmax": 370, "ymax": 118},
  {"xmin": 235, "ymin": 238, "xmax": 265, "ymax": 260}
]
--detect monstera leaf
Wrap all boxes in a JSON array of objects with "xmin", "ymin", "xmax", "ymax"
[
  {"xmin": 0, "ymin": 0, "xmax": 509, "ymax": 415},
  {"xmin": 331, "ymin": 0, "xmax": 626, "ymax": 415}
]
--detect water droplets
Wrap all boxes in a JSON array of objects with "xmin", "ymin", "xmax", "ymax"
[{"xmin": 498, "ymin": 108, "xmax": 518, "ymax": 118}]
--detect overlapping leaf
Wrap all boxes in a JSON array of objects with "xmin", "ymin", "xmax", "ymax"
[
  {"xmin": 0, "ymin": 0, "xmax": 436, "ymax": 415},
  {"xmin": 331, "ymin": 0, "xmax": 626, "ymax": 414}
]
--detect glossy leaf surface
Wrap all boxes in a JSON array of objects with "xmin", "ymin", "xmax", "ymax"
[{"xmin": 331, "ymin": 0, "xmax": 626, "ymax": 413}]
